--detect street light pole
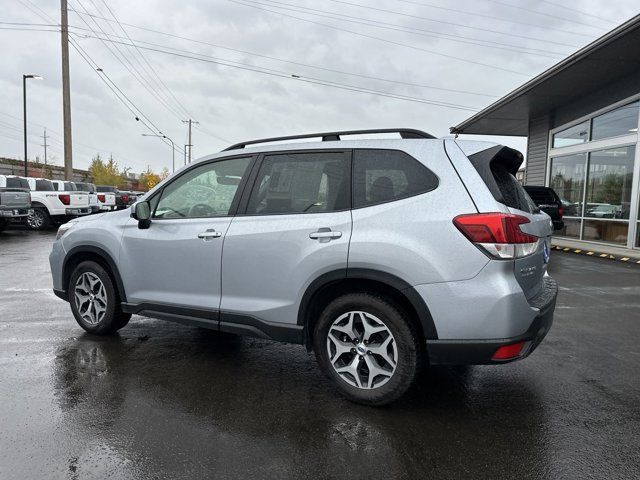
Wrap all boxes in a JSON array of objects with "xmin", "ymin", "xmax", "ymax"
[
  {"xmin": 22, "ymin": 74, "xmax": 43, "ymax": 177},
  {"xmin": 141, "ymin": 134, "xmax": 176, "ymax": 172}
]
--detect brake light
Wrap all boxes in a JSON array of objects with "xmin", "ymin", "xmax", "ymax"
[
  {"xmin": 58, "ymin": 194, "xmax": 70, "ymax": 205},
  {"xmin": 558, "ymin": 206, "xmax": 564, "ymax": 218},
  {"xmin": 121, "ymin": 194, "xmax": 129, "ymax": 203},
  {"xmin": 97, "ymin": 194, "xmax": 106, "ymax": 203},
  {"xmin": 492, "ymin": 341, "xmax": 526, "ymax": 360},
  {"xmin": 453, "ymin": 212, "xmax": 540, "ymax": 259}
]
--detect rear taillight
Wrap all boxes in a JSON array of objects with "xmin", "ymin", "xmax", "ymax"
[
  {"xmin": 97, "ymin": 194, "xmax": 106, "ymax": 202},
  {"xmin": 453, "ymin": 212, "xmax": 540, "ymax": 259},
  {"xmin": 58, "ymin": 194, "xmax": 70, "ymax": 205},
  {"xmin": 558, "ymin": 206, "xmax": 564, "ymax": 218},
  {"xmin": 121, "ymin": 194, "xmax": 129, "ymax": 203}
]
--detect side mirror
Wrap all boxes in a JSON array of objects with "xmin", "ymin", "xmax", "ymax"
[{"xmin": 131, "ymin": 201, "xmax": 151, "ymax": 229}]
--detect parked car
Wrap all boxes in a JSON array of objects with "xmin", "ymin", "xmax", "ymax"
[
  {"xmin": 0, "ymin": 175, "xmax": 32, "ymax": 232},
  {"xmin": 74, "ymin": 182, "xmax": 102, "ymax": 213},
  {"xmin": 585, "ymin": 203, "xmax": 621, "ymax": 218},
  {"xmin": 96, "ymin": 186, "xmax": 135, "ymax": 210},
  {"xmin": 50, "ymin": 129, "xmax": 557, "ymax": 405},
  {"xmin": 25, "ymin": 177, "xmax": 91, "ymax": 230},
  {"xmin": 523, "ymin": 186, "xmax": 565, "ymax": 230}
]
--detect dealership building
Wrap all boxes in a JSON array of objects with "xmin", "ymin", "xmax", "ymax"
[{"xmin": 452, "ymin": 14, "xmax": 640, "ymax": 253}]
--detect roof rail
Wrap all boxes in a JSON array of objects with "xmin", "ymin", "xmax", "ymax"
[{"xmin": 222, "ymin": 128, "xmax": 435, "ymax": 151}]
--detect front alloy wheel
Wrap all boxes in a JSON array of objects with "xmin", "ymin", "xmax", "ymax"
[
  {"xmin": 326, "ymin": 311, "xmax": 397, "ymax": 389},
  {"xmin": 74, "ymin": 272, "xmax": 108, "ymax": 325},
  {"xmin": 26, "ymin": 208, "xmax": 48, "ymax": 230}
]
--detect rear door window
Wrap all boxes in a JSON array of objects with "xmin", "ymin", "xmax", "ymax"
[
  {"xmin": 246, "ymin": 152, "xmax": 350, "ymax": 215},
  {"xmin": 352, "ymin": 149, "xmax": 438, "ymax": 208},
  {"xmin": 35, "ymin": 180, "xmax": 54, "ymax": 191}
]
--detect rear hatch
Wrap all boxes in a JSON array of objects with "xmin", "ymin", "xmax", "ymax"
[
  {"xmin": 63, "ymin": 191, "xmax": 90, "ymax": 207},
  {"xmin": 0, "ymin": 189, "xmax": 31, "ymax": 208},
  {"xmin": 98, "ymin": 192, "xmax": 116, "ymax": 206},
  {"xmin": 466, "ymin": 145, "xmax": 553, "ymax": 301}
]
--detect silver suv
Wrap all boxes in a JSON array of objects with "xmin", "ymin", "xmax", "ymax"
[{"xmin": 49, "ymin": 129, "xmax": 557, "ymax": 405}]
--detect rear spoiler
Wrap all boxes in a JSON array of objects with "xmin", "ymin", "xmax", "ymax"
[{"xmin": 467, "ymin": 145, "xmax": 524, "ymax": 205}]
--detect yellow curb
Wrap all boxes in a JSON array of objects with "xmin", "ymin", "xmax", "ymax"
[
  {"xmin": 563, "ymin": 247, "xmax": 570, "ymax": 251},
  {"xmin": 600, "ymin": 253, "xmax": 608, "ymax": 257},
  {"xmin": 586, "ymin": 251, "xmax": 594, "ymax": 255},
  {"xmin": 574, "ymin": 249, "xmax": 582, "ymax": 253},
  {"xmin": 621, "ymin": 257, "xmax": 629, "ymax": 261}
]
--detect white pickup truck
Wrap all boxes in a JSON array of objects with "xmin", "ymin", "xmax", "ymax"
[
  {"xmin": 52, "ymin": 180, "xmax": 100, "ymax": 214},
  {"xmin": 25, "ymin": 177, "xmax": 91, "ymax": 230},
  {"xmin": 75, "ymin": 181, "xmax": 116, "ymax": 211},
  {"xmin": 0, "ymin": 175, "xmax": 32, "ymax": 232}
]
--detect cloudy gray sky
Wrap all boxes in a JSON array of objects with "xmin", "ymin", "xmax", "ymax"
[{"xmin": 1, "ymin": 0, "xmax": 638, "ymax": 174}]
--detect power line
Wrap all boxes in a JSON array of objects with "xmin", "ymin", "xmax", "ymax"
[
  {"xmin": 68, "ymin": 12, "xmax": 498, "ymax": 98},
  {"xmin": 482, "ymin": 0, "xmax": 608, "ymax": 31},
  {"xmin": 537, "ymin": 0, "xmax": 619, "ymax": 24},
  {"xmin": 233, "ymin": 0, "xmax": 567, "ymax": 58},
  {"xmin": 71, "ymin": 31, "xmax": 483, "ymax": 111},
  {"xmin": 393, "ymin": 0, "xmax": 598, "ymax": 38},
  {"xmin": 227, "ymin": 0, "xmax": 531, "ymax": 76},
  {"xmin": 96, "ymin": 0, "xmax": 194, "ymax": 119},
  {"xmin": 70, "ymin": 0, "xmax": 188, "ymax": 123},
  {"xmin": 18, "ymin": 0, "xmax": 184, "ymax": 158}
]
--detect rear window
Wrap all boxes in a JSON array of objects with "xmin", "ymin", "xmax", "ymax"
[
  {"xmin": 468, "ymin": 146, "xmax": 537, "ymax": 213},
  {"xmin": 36, "ymin": 180, "xmax": 54, "ymax": 191},
  {"xmin": 64, "ymin": 182, "xmax": 77, "ymax": 191},
  {"xmin": 97, "ymin": 186, "xmax": 115, "ymax": 192},
  {"xmin": 6, "ymin": 177, "xmax": 29, "ymax": 189}
]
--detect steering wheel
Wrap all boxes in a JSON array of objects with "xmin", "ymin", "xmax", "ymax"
[
  {"xmin": 159, "ymin": 206, "xmax": 186, "ymax": 218},
  {"xmin": 188, "ymin": 203, "xmax": 216, "ymax": 217}
]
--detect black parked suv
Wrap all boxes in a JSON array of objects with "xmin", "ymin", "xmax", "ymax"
[
  {"xmin": 524, "ymin": 186, "xmax": 564, "ymax": 231},
  {"xmin": 96, "ymin": 186, "xmax": 136, "ymax": 210}
]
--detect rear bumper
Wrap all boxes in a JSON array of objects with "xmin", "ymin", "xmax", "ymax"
[
  {"xmin": 0, "ymin": 207, "xmax": 31, "ymax": 218},
  {"xmin": 64, "ymin": 207, "xmax": 92, "ymax": 216},
  {"xmin": 426, "ymin": 276, "xmax": 557, "ymax": 365}
]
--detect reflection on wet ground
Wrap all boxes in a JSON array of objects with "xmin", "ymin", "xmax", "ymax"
[{"xmin": 1, "ymin": 229, "xmax": 639, "ymax": 479}]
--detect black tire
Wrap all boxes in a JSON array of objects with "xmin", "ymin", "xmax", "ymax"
[
  {"xmin": 26, "ymin": 207, "xmax": 50, "ymax": 230},
  {"xmin": 68, "ymin": 261, "xmax": 130, "ymax": 335},
  {"xmin": 313, "ymin": 293, "xmax": 423, "ymax": 406}
]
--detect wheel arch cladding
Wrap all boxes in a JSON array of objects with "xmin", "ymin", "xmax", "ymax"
[
  {"xmin": 63, "ymin": 246, "xmax": 127, "ymax": 303},
  {"xmin": 298, "ymin": 268, "xmax": 438, "ymax": 347}
]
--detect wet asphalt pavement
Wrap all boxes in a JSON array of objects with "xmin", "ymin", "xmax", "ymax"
[{"xmin": 1, "ymin": 229, "xmax": 639, "ymax": 480}]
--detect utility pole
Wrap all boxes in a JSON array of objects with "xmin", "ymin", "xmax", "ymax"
[
  {"xmin": 22, "ymin": 74, "xmax": 43, "ymax": 177},
  {"xmin": 184, "ymin": 145, "xmax": 188, "ymax": 166},
  {"xmin": 41, "ymin": 128, "xmax": 48, "ymax": 165},
  {"xmin": 182, "ymin": 119, "xmax": 199, "ymax": 163},
  {"xmin": 61, "ymin": 0, "xmax": 73, "ymax": 180}
]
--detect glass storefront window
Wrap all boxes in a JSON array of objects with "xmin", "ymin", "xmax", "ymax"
[
  {"xmin": 584, "ymin": 146, "xmax": 636, "ymax": 220},
  {"xmin": 582, "ymin": 220, "xmax": 629, "ymax": 245},
  {"xmin": 591, "ymin": 101, "xmax": 639, "ymax": 141},
  {"xmin": 555, "ymin": 218, "xmax": 581, "ymax": 239},
  {"xmin": 549, "ymin": 153, "xmax": 586, "ymax": 217},
  {"xmin": 552, "ymin": 121, "xmax": 589, "ymax": 148}
]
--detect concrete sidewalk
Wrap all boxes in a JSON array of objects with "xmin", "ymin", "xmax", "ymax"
[{"xmin": 551, "ymin": 237, "xmax": 640, "ymax": 263}]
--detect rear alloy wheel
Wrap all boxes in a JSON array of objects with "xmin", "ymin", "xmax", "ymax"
[
  {"xmin": 69, "ymin": 261, "xmax": 130, "ymax": 335},
  {"xmin": 314, "ymin": 293, "xmax": 422, "ymax": 406},
  {"xmin": 26, "ymin": 207, "xmax": 50, "ymax": 230}
]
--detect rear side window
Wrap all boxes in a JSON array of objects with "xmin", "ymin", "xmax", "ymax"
[
  {"xmin": 35, "ymin": 180, "xmax": 54, "ymax": 191},
  {"xmin": 6, "ymin": 177, "xmax": 29, "ymax": 189},
  {"xmin": 353, "ymin": 149, "xmax": 438, "ymax": 208},
  {"xmin": 468, "ymin": 146, "xmax": 536, "ymax": 213},
  {"xmin": 64, "ymin": 182, "xmax": 77, "ymax": 191},
  {"xmin": 246, "ymin": 152, "xmax": 350, "ymax": 215}
]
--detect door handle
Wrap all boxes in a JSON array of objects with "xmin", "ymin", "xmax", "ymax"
[
  {"xmin": 309, "ymin": 228, "xmax": 342, "ymax": 241},
  {"xmin": 198, "ymin": 229, "xmax": 222, "ymax": 240}
]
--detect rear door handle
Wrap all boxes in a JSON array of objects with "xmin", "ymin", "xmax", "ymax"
[
  {"xmin": 309, "ymin": 228, "xmax": 342, "ymax": 242},
  {"xmin": 198, "ymin": 229, "xmax": 222, "ymax": 240}
]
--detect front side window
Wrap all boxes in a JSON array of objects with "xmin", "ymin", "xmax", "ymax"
[
  {"xmin": 591, "ymin": 101, "xmax": 639, "ymax": 141},
  {"xmin": 353, "ymin": 149, "xmax": 438, "ymax": 208},
  {"xmin": 154, "ymin": 156, "xmax": 252, "ymax": 219},
  {"xmin": 246, "ymin": 152, "xmax": 349, "ymax": 215},
  {"xmin": 552, "ymin": 121, "xmax": 589, "ymax": 148}
]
